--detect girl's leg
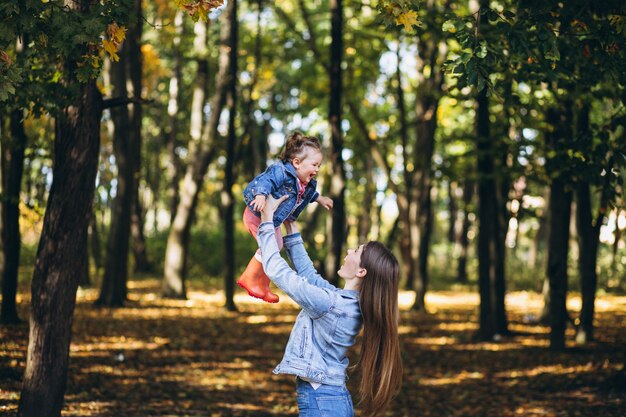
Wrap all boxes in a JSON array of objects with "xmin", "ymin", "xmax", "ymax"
[
  {"xmin": 296, "ymin": 379, "xmax": 354, "ymax": 417},
  {"xmin": 238, "ymin": 208, "xmax": 280, "ymax": 303}
]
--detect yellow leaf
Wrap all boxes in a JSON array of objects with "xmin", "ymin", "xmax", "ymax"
[
  {"xmin": 396, "ymin": 10, "xmax": 419, "ymax": 32},
  {"xmin": 102, "ymin": 39, "xmax": 118, "ymax": 57},
  {"xmin": 113, "ymin": 25, "xmax": 127, "ymax": 43}
]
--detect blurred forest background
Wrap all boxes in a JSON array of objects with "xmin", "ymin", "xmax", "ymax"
[{"xmin": 1, "ymin": 0, "xmax": 626, "ymax": 416}]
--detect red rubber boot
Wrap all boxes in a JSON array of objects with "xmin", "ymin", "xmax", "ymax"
[{"xmin": 237, "ymin": 257, "xmax": 279, "ymax": 303}]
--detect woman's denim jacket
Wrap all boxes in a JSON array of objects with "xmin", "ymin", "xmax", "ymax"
[
  {"xmin": 243, "ymin": 161, "xmax": 320, "ymax": 228},
  {"xmin": 258, "ymin": 222, "xmax": 363, "ymax": 386}
]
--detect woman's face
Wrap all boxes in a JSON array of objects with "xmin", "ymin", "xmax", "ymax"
[
  {"xmin": 338, "ymin": 244, "xmax": 365, "ymax": 280},
  {"xmin": 292, "ymin": 149, "xmax": 323, "ymax": 184}
]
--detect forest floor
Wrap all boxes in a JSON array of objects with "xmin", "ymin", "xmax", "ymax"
[{"xmin": 1, "ymin": 279, "xmax": 625, "ymax": 417}]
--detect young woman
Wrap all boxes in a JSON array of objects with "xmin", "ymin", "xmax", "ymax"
[{"xmin": 257, "ymin": 195, "xmax": 403, "ymax": 417}]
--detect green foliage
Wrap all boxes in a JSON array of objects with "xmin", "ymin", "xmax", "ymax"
[
  {"xmin": 0, "ymin": 0, "xmax": 132, "ymax": 111},
  {"xmin": 0, "ymin": 58, "xmax": 21, "ymax": 101},
  {"xmin": 146, "ymin": 227, "xmax": 259, "ymax": 280}
]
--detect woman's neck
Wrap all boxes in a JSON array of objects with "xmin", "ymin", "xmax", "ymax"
[{"xmin": 343, "ymin": 278, "xmax": 360, "ymax": 291}]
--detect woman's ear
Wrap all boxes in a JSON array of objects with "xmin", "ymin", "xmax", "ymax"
[{"xmin": 356, "ymin": 267, "xmax": 367, "ymax": 278}]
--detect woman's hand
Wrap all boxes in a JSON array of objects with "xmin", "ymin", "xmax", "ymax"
[{"xmin": 260, "ymin": 194, "xmax": 289, "ymax": 223}]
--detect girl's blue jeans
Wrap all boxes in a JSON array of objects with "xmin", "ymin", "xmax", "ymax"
[{"xmin": 296, "ymin": 377, "xmax": 355, "ymax": 417}]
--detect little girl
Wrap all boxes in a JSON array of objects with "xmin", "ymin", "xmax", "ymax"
[{"xmin": 238, "ymin": 132, "xmax": 333, "ymax": 303}]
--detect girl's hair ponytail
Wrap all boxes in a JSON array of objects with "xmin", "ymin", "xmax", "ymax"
[
  {"xmin": 279, "ymin": 131, "xmax": 321, "ymax": 162},
  {"xmin": 357, "ymin": 241, "xmax": 403, "ymax": 417}
]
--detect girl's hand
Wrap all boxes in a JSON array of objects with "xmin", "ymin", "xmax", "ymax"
[
  {"xmin": 252, "ymin": 194, "xmax": 267, "ymax": 212},
  {"xmin": 261, "ymin": 195, "xmax": 289, "ymax": 222},
  {"xmin": 316, "ymin": 195, "xmax": 334, "ymax": 210}
]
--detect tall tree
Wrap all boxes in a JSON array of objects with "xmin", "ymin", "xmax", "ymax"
[
  {"xmin": 409, "ymin": 4, "xmax": 448, "ymax": 310},
  {"xmin": 97, "ymin": 33, "xmax": 135, "ymax": 307},
  {"xmin": 545, "ymin": 102, "xmax": 574, "ymax": 350},
  {"xmin": 222, "ymin": 0, "xmax": 238, "ymax": 311},
  {"xmin": 1, "ymin": 109, "xmax": 27, "ymax": 324},
  {"xmin": 162, "ymin": 3, "xmax": 231, "ymax": 298},
  {"xmin": 473, "ymin": 0, "xmax": 508, "ymax": 339},
  {"xmin": 165, "ymin": 10, "xmax": 185, "ymax": 224},
  {"xmin": 457, "ymin": 179, "xmax": 474, "ymax": 283},
  {"xmin": 324, "ymin": 0, "xmax": 346, "ymax": 283},
  {"xmin": 127, "ymin": 0, "xmax": 152, "ymax": 273},
  {"xmin": 19, "ymin": 14, "xmax": 104, "ymax": 417},
  {"xmin": 1, "ymin": 34, "xmax": 29, "ymax": 324}
]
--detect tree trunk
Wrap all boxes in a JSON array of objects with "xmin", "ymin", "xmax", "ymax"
[
  {"xmin": 18, "ymin": 61, "xmax": 102, "ymax": 417},
  {"xmin": 357, "ymin": 155, "xmax": 375, "ymax": 243},
  {"xmin": 89, "ymin": 210, "xmax": 102, "ymax": 272},
  {"xmin": 411, "ymin": 97, "xmax": 437, "ymax": 311},
  {"xmin": 545, "ymin": 103, "xmax": 574, "ymax": 350},
  {"xmin": 165, "ymin": 11, "xmax": 185, "ymax": 224},
  {"xmin": 239, "ymin": 0, "xmax": 265, "ymax": 179},
  {"xmin": 547, "ymin": 176, "xmax": 572, "ymax": 350},
  {"xmin": 457, "ymin": 179, "xmax": 474, "ymax": 283},
  {"xmin": 576, "ymin": 181, "xmax": 600, "ymax": 343},
  {"xmin": 409, "ymin": 3, "xmax": 447, "ymax": 310},
  {"xmin": 575, "ymin": 105, "xmax": 602, "ymax": 344},
  {"xmin": 97, "ymin": 39, "xmax": 135, "ymax": 307},
  {"xmin": 127, "ymin": 0, "xmax": 152, "ymax": 273},
  {"xmin": 324, "ymin": 0, "xmax": 346, "ymax": 285},
  {"xmin": 414, "ymin": 184, "xmax": 433, "ymax": 310},
  {"xmin": 0, "ymin": 119, "xmax": 4, "ymax": 301},
  {"xmin": 222, "ymin": 0, "xmax": 238, "ymax": 312},
  {"xmin": 476, "ymin": 86, "xmax": 497, "ymax": 340},
  {"xmin": 475, "ymin": 0, "xmax": 508, "ymax": 339},
  {"xmin": 530, "ymin": 187, "xmax": 550, "ymax": 271},
  {"xmin": 611, "ymin": 210, "xmax": 621, "ymax": 272},
  {"xmin": 1, "ymin": 109, "xmax": 27, "ymax": 324},
  {"xmin": 448, "ymin": 181, "xmax": 457, "ymax": 243},
  {"xmin": 162, "ymin": 3, "xmax": 230, "ymax": 298}
]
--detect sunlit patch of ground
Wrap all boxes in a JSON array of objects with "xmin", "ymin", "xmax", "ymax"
[{"xmin": 1, "ymin": 280, "xmax": 625, "ymax": 416}]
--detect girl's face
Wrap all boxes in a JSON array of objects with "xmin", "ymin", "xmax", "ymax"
[
  {"xmin": 292, "ymin": 149, "xmax": 323, "ymax": 184},
  {"xmin": 338, "ymin": 244, "xmax": 365, "ymax": 280}
]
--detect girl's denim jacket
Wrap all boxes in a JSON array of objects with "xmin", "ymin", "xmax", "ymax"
[
  {"xmin": 243, "ymin": 161, "xmax": 320, "ymax": 228},
  {"xmin": 257, "ymin": 221, "xmax": 363, "ymax": 386}
]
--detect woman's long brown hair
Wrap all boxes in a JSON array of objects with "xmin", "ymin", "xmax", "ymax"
[{"xmin": 357, "ymin": 241, "xmax": 403, "ymax": 417}]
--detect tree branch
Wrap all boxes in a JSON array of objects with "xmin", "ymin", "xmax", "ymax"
[{"xmin": 102, "ymin": 96, "xmax": 152, "ymax": 109}]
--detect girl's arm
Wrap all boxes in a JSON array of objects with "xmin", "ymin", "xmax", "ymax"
[
  {"xmin": 247, "ymin": 164, "xmax": 285, "ymax": 200},
  {"xmin": 258, "ymin": 222, "xmax": 334, "ymax": 318}
]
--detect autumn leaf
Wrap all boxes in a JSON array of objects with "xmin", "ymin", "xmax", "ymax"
[
  {"xmin": 0, "ymin": 50, "xmax": 12, "ymax": 64},
  {"xmin": 102, "ymin": 40, "xmax": 119, "ymax": 61},
  {"xmin": 176, "ymin": 0, "xmax": 224, "ymax": 21},
  {"xmin": 101, "ymin": 22, "xmax": 126, "ymax": 62},
  {"xmin": 396, "ymin": 10, "xmax": 419, "ymax": 32}
]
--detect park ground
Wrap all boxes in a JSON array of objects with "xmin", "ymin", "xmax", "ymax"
[{"xmin": 1, "ymin": 280, "xmax": 625, "ymax": 417}]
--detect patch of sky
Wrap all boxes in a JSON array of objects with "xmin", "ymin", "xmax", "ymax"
[
  {"xmin": 217, "ymin": 109, "xmax": 230, "ymax": 136},
  {"xmin": 268, "ymin": 131, "xmax": 286, "ymax": 155},
  {"xmin": 342, "ymin": 119, "xmax": 351, "ymax": 133},
  {"xmin": 379, "ymin": 41, "xmax": 418, "ymax": 79},
  {"xmin": 522, "ymin": 128, "xmax": 538, "ymax": 140}
]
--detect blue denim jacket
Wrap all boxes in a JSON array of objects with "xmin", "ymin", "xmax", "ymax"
[
  {"xmin": 258, "ymin": 222, "xmax": 363, "ymax": 386},
  {"xmin": 243, "ymin": 161, "xmax": 320, "ymax": 228}
]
